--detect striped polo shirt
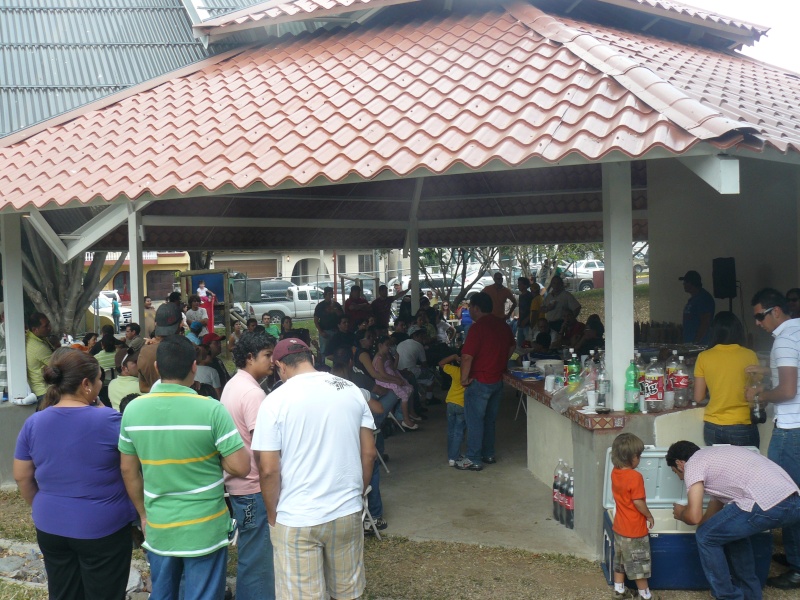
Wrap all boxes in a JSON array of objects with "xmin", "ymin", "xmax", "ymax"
[
  {"xmin": 118, "ymin": 383, "xmax": 244, "ymax": 557},
  {"xmin": 771, "ymin": 319, "xmax": 800, "ymax": 429}
]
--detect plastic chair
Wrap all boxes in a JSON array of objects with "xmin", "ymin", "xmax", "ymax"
[
  {"xmin": 361, "ymin": 485, "xmax": 381, "ymax": 540},
  {"xmin": 387, "ymin": 410, "xmax": 405, "ymax": 433},
  {"xmin": 514, "ymin": 390, "xmax": 527, "ymax": 420}
]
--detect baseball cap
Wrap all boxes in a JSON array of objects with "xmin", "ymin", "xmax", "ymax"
[
  {"xmin": 190, "ymin": 321, "xmax": 203, "ymax": 333},
  {"xmin": 154, "ymin": 302, "xmax": 182, "ymax": 336},
  {"xmin": 273, "ymin": 338, "xmax": 310, "ymax": 362},
  {"xmin": 201, "ymin": 332, "xmax": 225, "ymax": 345},
  {"xmin": 679, "ymin": 270, "xmax": 702, "ymax": 287}
]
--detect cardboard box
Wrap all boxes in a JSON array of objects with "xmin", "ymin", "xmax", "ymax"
[{"xmin": 600, "ymin": 447, "xmax": 772, "ymax": 590}]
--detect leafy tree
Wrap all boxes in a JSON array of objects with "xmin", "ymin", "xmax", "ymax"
[
  {"xmin": 21, "ymin": 221, "xmax": 126, "ymax": 335},
  {"xmin": 417, "ymin": 247, "xmax": 498, "ymax": 304},
  {"xmin": 189, "ymin": 251, "xmax": 213, "ymax": 270},
  {"xmin": 503, "ymin": 244, "xmax": 604, "ymax": 289}
]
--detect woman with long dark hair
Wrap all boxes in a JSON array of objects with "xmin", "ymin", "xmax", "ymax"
[
  {"xmin": 13, "ymin": 348, "xmax": 136, "ymax": 599},
  {"xmin": 694, "ymin": 312, "xmax": 760, "ymax": 447}
]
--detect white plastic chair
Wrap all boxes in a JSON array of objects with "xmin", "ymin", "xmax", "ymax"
[
  {"xmin": 374, "ymin": 430, "xmax": 389, "ymax": 474},
  {"xmin": 514, "ymin": 390, "xmax": 527, "ymax": 420}
]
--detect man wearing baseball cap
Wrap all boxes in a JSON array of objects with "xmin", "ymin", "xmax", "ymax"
[
  {"xmin": 137, "ymin": 302, "xmax": 182, "ymax": 393},
  {"xmin": 252, "ymin": 338, "xmax": 376, "ymax": 600},
  {"xmin": 680, "ymin": 270, "xmax": 715, "ymax": 345},
  {"xmin": 202, "ymin": 332, "xmax": 230, "ymax": 388}
]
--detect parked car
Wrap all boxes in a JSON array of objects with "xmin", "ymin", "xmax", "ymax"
[
  {"xmin": 241, "ymin": 285, "xmax": 323, "ymax": 323},
  {"xmin": 101, "ymin": 289, "xmax": 121, "ymax": 302},
  {"xmin": 85, "ymin": 294, "xmax": 131, "ymax": 331},
  {"xmin": 561, "ymin": 268, "xmax": 595, "ymax": 292},
  {"xmin": 560, "ymin": 260, "xmax": 604, "ymax": 280}
]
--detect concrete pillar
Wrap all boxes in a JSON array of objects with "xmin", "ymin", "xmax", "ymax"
[
  {"xmin": 602, "ymin": 162, "xmax": 634, "ymax": 411},
  {"xmin": 409, "ymin": 225, "xmax": 420, "ymax": 315},
  {"xmin": 1, "ymin": 214, "xmax": 28, "ymax": 399},
  {"xmin": 127, "ymin": 209, "xmax": 144, "ymax": 326}
]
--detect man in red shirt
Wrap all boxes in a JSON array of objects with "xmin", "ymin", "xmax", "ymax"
[
  {"xmin": 344, "ymin": 286, "xmax": 372, "ymax": 332},
  {"xmin": 456, "ymin": 292, "xmax": 515, "ymax": 471}
]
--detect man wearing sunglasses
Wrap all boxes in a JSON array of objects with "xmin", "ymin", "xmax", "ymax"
[{"xmin": 746, "ymin": 287, "xmax": 800, "ymax": 589}]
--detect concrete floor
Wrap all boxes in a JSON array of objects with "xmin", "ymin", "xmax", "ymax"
[{"xmin": 378, "ymin": 386, "xmax": 595, "ymax": 560}]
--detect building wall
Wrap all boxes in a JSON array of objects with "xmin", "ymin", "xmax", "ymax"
[{"xmin": 648, "ymin": 157, "xmax": 799, "ymax": 348}]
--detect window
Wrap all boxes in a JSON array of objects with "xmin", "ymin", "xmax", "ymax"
[
  {"xmin": 358, "ymin": 254, "xmax": 374, "ymax": 273},
  {"xmin": 298, "ymin": 291, "xmax": 308, "ymax": 300},
  {"xmin": 337, "ymin": 254, "xmax": 346, "ymax": 273}
]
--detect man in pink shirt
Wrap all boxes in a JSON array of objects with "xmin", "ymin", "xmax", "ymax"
[
  {"xmin": 220, "ymin": 331, "xmax": 276, "ymax": 600},
  {"xmin": 667, "ymin": 441, "xmax": 800, "ymax": 600}
]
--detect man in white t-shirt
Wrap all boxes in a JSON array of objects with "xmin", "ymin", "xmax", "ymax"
[
  {"xmin": 252, "ymin": 338, "xmax": 376, "ymax": 600},
  {"xmin": 184, "ymin": 295, "xmax": 209, "ymax": 337},
  {"xmin": 221, "ymin": 331, "xmax": 276, "ymax": 600},
  {"xmin": 746, "ymin": 287, "xmax": 800, "ymax": 589},
  {"xmin": 396, "ymin": 329, "xmax": 435, "ymax": 388}
]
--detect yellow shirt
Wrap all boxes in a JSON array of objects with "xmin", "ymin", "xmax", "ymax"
[
  {"xmin": 26, "ymin": 330, "xmax": 53, "ymax": 397},
  {"xmin": 443, "ymin": 364, "xmax": 465, "ymax": 407},
  {"xmin": 694, "ymin": 344, "xmax": 758, "ymax": 426},
  {"xmin": 529, "ymin": 294, "xmax": 544, "ymax": 323}
]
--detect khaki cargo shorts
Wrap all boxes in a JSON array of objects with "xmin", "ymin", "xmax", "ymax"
[{"xmin": 613, "ymin": 532, "xmax": 652, "ymax": 580}]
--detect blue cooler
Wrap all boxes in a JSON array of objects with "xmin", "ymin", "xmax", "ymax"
[{"xmin": 601, "ymin": 447, "xmax": 772, "ymax": 590}]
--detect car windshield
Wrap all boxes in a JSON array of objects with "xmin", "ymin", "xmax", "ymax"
[{"xmin": 93, "ymin": 295, "xmax": 111, "ymax": 309}]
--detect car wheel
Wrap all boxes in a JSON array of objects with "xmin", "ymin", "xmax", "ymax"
[
  {"xmin": 634, "ymin": 265, "xmax": 643, "ymax": 274},
  {"xmin": 579, "ymin": 281, "xmax": 594, "ymax": 292},
  {"xmin": 268, "ymin": 311, "xmax": 284, "ymax": 324}
]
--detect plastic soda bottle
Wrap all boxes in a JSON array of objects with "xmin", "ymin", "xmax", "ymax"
[
  {"xmin": 553, "ymin": 459, "xmax": 565, "ymax": 520},
  {"xmin": 665, "ymin": 350, "xmax": 679, "ymax": 391},
  {"xmin": 565, "ymin": 468, "xmax": 575, "ymax": 529},
  {"xmin": 568, "ymin": 353, "xmax": 581, "ymax": 384},
  {"xmin": 625, "ymin": 359, "xmax": 640, "ymax": 413},
  {"xmin": 644, "ymin": 357, "xmax": 664, "ymax": 413},
  {"xmin": 673, "ymin": 355, "xmax": 690, "ymax": 408},
  {"xmin": 558, "ymin": 468, "xmax": 569, "ymax": 525}
]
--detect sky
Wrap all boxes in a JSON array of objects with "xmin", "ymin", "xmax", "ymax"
[{"xmin": 680, "ymin": 0, "xmax": 800, "ymax": 72}]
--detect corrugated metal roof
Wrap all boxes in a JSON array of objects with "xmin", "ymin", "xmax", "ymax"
[
  {"xmin": 0, "ymin": 0, "xmax": 244, "ymax": 137},
  {"xmin": 618, "ymin": 0, "xmax": 769, "ymax": 36},
  {"xmin": 1, "ymin": 3, "xmax": 769, "ymax": 213}
]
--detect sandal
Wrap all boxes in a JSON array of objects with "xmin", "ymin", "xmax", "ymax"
[
  {"xmin": 410, "ymin": 415, "xmax": 422, "ymax": 422},
  {"xmin": 401, "ymin": 421, "xmax": 420, "ymax": 430}
]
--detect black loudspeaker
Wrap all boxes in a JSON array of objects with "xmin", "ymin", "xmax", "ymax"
[{"xmin": 712, "ymin": 257, "xmax": 737, "ymax": 299}]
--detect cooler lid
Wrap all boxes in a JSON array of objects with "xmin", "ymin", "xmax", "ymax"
[{"xmin": 602, "ymin": 446, "xmax": 690, "ymax": 510}]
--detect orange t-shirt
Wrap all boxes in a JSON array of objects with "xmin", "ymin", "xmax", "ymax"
[{"xmin": 611, "ymin": 467, "xmax": 648, "ymax": 538}]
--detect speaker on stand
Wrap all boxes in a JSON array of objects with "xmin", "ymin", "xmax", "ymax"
[{"xmin": 712, "ymin": 257, "xmax": 737, "ymax": 312}]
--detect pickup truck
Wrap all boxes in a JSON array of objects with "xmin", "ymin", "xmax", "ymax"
[{"xmin": 241, "ymin": 285, "xmax": 322, "ymax": 323}]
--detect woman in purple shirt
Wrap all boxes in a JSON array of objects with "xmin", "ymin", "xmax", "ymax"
[{"xmin": 13, "ymin": 348, "xmax": 136, "ymax": 600}]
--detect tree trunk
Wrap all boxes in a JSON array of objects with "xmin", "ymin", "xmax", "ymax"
[
  {"xmin": 21, "ymin": 221, "xmax": 128, "ymax": 336},
  {"xmin": 189, "ymin": 251, "xmax": 213, "ymax": 270}
]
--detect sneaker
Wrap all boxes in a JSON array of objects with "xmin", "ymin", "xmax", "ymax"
[
  {"xmin": 364, "ymin": 517, "xmax": 388, "ymax": 534},
  {"xmin": 448, "ymin": 454, "xmax": 465, "ymax": 467},
  {"xmin": 454, "ymin": 457, "xmax": 483, "ymax": 471},
  {"xmin": 767, "ymin": 570, "xmax": 800, "ymax": 589},
  {"xmin": 482, "ymin": 456, "xmax": 497, "ymax": 464},
  {"xmin": 611, "ymin": 589, "xmax": 634, "ymax": 600}
]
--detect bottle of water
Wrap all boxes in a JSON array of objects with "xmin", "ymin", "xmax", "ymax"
[
  {"xmin": 673, "ymin": 355, "xmax": 690, "ymax": 408},
  {"xmin": 553, "ymin": 459, "xmax": 565, "ymax": 520},
  {"xmin": 583, "ymin": 349, "xmax": 595, "ymax": 370},
  {"xmin": 625, "ymin": 359, "xmax": 640, "ymax": 413},
  {"xmin": 644, "ymin": 357, "xmax": 664, "ymax": 413},
  {"xmin": 596, "ymin": 360, "xmax": 610, "ymax": 408}
]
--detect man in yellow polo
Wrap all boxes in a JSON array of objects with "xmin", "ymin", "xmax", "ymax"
[{"xmin": 26, "ymin": 312, "xmax": 53, "ymax": 406}]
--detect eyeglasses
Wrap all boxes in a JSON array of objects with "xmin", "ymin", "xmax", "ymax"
[{"xmin": 754, "ymin": 307, "xmax": 775, "ymax": 322}]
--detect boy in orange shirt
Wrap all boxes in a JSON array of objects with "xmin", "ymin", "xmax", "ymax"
[{"xmin": 611, "ymin": 433, "xmax": 657, "ymax": 599}]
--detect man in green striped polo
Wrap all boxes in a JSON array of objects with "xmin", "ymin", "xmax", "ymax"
[{"xmin": 119, "ymin": 335, "xmax": 250, "ymax": 599}]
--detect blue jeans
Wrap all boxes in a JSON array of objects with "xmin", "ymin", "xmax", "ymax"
[
  {"xmin": 464, "ymin": 380, "xmax": 503, "ymax": 464},
  {"xmin": 229, "ymin": 494, "xmax": 275, "ymax": 600},
  {"xmin": 695, "ymin": 495, "xmax": 800, "ymax": 600},
  {"xmin": 367, "ymin": 458, "xmax": 382, "ymax": 518},
  {"xmin": 769, "ymin": 426, "xmax": 800, "ymax": 571},
  {"xmin": 149, "ymin": 546, "xmax": 228, "ymax": 600},
  {"xmin": 703, "ymin": 422, "xmax": 760, "ymax": 448},
  {"xmin": 447, "ymin": 402, "xmax": 466, "ymax": 461}
]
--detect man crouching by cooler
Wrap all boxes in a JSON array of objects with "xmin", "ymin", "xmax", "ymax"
[
  {"xmin": 667, "ymin": 441, "xmax": 800, "ymax": 600},
  {"xmin": 252, "ymin": 338, "xmax": 377, "ymax": 600}
]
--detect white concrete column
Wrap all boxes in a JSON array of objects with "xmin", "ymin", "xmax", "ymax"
[
  {"xmin": 602, "ymin": 162, "xmax": 634, "ymax": 411},
  {"xmin": 127, "ymin": 208, "xmax": 144, "ymax": 326},
  {"xmin": 1, "ymin": 214, "xmax": 28, "ymax": 399},
  {"xmin": 409, "ymin": 225, "xmax": 420, "ymax": 315}
]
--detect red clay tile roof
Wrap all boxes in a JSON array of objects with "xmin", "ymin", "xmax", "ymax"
[
  {"xmin": 0, "ymin": 2, "xmax": 791, "ymax": 214},
  {"xmin": 198, "ymin": 0, "xmax": 416, "ymax": 31}
]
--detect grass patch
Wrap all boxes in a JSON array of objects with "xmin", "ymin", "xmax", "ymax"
[
  {"xmin": 0, "ymin": 580, "xmax": 47, "ymax": 600},
  {"xmin": 0, "ymin": 493, "xmax": 35, "ymax": 544},
  {"xmin": 575, "ymin": 284, "xmax": 650, "ymax": 324}
]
